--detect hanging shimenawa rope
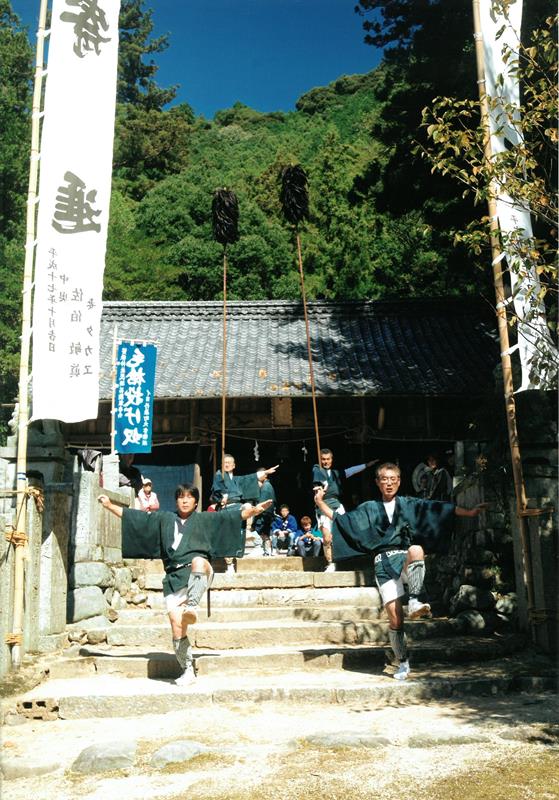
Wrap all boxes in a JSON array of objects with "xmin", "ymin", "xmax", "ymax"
[
  {"xmin": 279, "ymin": 164, "xmax": 321, "ymax": 460},
  {"xmin": 212, "ymin": 188, "xmax": 239, "ymax": 472}
]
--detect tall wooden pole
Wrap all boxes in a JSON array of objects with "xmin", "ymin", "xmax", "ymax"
[
  {"xmin": 110, "ymin": 325, "xmax": 118, "ymax": 454},
  {"xmin": 296, "ymin": 232, "xmax": 321, "ymax": 460},
  {"xmin": 471, "ymin": 0, "xmax": 535, "ymax": 623},
  {"xmin": 221, "ymin": 247, "xmax": 228, "ymax": 473},
  {"xmin": 10, "ymin": 0, "xmax": 49, "ymax": 670}
]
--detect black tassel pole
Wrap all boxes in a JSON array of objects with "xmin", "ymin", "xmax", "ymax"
[
  {"xmin": 279, "ymin": 165, "xmax": 321, "ymax": 460},
  {"xmin": 212, "ymin": 188, "xmax": 239, "ymax": 472}
]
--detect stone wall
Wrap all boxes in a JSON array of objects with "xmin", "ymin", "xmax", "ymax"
[
  {"xmin": 0, "ymin": 516, "xmax": 15, "ymax": 679},
  {"xmin": 67, "ymin": 459, "xmax": 134, "ymax": 635},
  {"xmin": 430, "ymin": 453, "xmax": 557, "ymax": 652}
]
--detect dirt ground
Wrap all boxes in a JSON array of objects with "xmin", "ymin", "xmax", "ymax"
[{"xmin": 2, "ymin": 692, "xmax": 558, "ymax": 800}]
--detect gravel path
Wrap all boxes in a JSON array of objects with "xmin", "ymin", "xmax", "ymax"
[{"xmin": 2, "ymin": 692, "xmax": 558, "ymax": 800}]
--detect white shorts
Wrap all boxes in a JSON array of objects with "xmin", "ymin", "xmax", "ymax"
[
  {"xmin": 318, "ymin": 504, "xmax": 345, "ymax": 533},
  {"xmin": 165, "ymin": 585, "xmax": 189, "ymax": 613},
  {"xmin": 375, "ymin": 570, "xmax": 410, "ymax": 605},
  {"xmin": 164, "ymin": 566, "xmax": 214, "ymax": 612}
]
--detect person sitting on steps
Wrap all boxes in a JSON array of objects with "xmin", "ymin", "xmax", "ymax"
[{"xmin": 270, "ymin": 504, "xmax": 298, "ymax": 555}]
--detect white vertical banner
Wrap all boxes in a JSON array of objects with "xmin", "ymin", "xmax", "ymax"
[
  {"xmin": 31, "ymin": 0, "xmax": 121, "ymax": 422},
  {"xmin": 479, "ymin": 0, "xmax": 557, "ymax": 390}
]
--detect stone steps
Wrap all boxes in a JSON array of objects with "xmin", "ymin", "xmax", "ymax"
[
  {"xmin": 88, "ymin": 615, "xmax": 464, "ymax": 650},
  {"xmin": 143, "ymin": 569, "xmax": 377, "ymax": 592},
  {"xmin": 50, "ymin": 633, "xmax": 526, "ymax": 681},
  {"xmin": 13, "ymin": 648, "xmax": 556, "ymax": 720},
  {"xmin": 116, "ymin": 604, "xmax": 383, "ymax": 624},
  {"xmin": 144, "ymin": 585, "xmax": 383, "ymax": 610}
]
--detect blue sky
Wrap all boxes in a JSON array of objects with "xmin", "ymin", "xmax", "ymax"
[{"xmin": 12, "ymin": 0, "xmax": 382, "ymax": 118}]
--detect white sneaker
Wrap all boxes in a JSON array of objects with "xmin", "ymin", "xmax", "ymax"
[
  {"xmin": 324, "ymin": 563, "xmax": 336, "ymax": 573},
  {"xmin": 175, "ymin": 663, "xmax": 196, "ymax": 686},
  {"xmin": 407, "ymin": 598, "xmax": 431, "ymax": 619},
  {"xmin": 248, "ymin": 546, "xmax": 264, "ymax": 558},
  {"xmin": 225, "ymin": 564, "xmax": 236, "ymax": 576},
  {"xmin": 393, "ymin": 660, "xmax": 410, "ymax": 681}
]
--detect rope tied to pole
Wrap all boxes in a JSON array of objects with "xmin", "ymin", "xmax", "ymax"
[{"xmin": 0, "ymin": 485, "xmax": 45, "ymax": 512}]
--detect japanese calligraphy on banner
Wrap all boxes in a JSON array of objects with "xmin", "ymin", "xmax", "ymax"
[
  {"xmin": 31, "ymin": 0, "xmax": 121, "ymax": 422},
  {"xmin": 479, "ymin": 0, "xmax": 557, "ymax": 390},
  {"xmin": 114, "ymin": 342, "xmax": 157, "ymax": 454}
]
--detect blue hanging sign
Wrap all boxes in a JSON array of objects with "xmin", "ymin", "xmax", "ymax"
[{"xmin": 114, "ymin": 342, "xmax": 157, "ymax": 453}]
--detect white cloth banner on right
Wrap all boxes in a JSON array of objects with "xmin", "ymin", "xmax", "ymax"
[
  {"xmin": 31, "ymin": 0, "xmax": 121, "ymax": 422},
  {"xmin": 479, "ymin": 0, "xmax": 557, "ymax": 390}
]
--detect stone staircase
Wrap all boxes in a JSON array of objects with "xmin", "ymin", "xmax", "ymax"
[{"xmin": 10, "ymin": 555, "xmax": 557, "ymax": 720}]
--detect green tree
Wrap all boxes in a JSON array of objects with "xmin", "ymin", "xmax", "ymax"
[
  {"xmin": 117, "ymin": 0, "xmax": 176, "ymax": 110},
  {"xmin": 112, "ymin": 1, "xmax": 195, "ymax": 199},
  {"xmin": 353, "ymin": 0, "xmax": 489, "ymax": 295}
]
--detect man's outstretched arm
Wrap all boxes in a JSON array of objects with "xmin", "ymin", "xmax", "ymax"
[
  {"xmin": 455, "ymin": 503, "xmax": 489, "ymax": 518},
  {"xmin": 241, "ymin": 499, "xmax": 273, "ymax": 521},
  {"xmin": 98, "ymin": 494, "xmax": 123, "ymax": 518},
  {"xmin": 314, "ymin": 488, "xmax": 334, "ymax": 519}
]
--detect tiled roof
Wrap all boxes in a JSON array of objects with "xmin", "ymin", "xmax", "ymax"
[{"xmin": 99, "ymin": 299, "xmax": 499, "ymax": 399}]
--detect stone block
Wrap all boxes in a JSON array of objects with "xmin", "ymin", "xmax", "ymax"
[
  {"xmin": 102, "ymin": 453, "xmax": 120, "ymax": 492},
  {"xmin": 71, "ymin": 740, "xmax": 137, "ymax": 774},
  {"xmin": 39, "ymin": 490, "xmax": 71, "ymax": 637},
  {"xmin": 449, "ymin": 584, "xmax": 496, "ymax": 615},
  {"xmin": 151, "ymin": 740, "xmax": 210, "ymax": 768},
  {"xmin": 37, "ymin": 632, "xmax": 69, "ymax": 653},
  {"xmin": 16, "ymin": 697, "xmax": 59, "ymax": 721},
  {"xmin": 114, "ymin": 567, "xmax": 132, "ymax": 595},
  {"xmin": 454, "ymin": 609, "xmax": 487, "ymax": 634},
  {"xmin": 460, "ymin": 566, "xmax": 496, "ymax": 589},
  {"xmin": 68, "ymin": 586, "xmax": 107, "ymax": 623},
  {"xmin": 144, "ymin": 574, "xmax": 164, "ymax": 591},
  {"xmin": 103, "ymin": 547, "xmax": 123, "ymax": 565},
  {"xmin": 67, "ymin": 614, "xmax": 110, "ymax": 632},
  {"xmin": 495, "ymin": 593, "xmax": 517, "ymax": 617},
  {"xmin": 70, "ymin": 562, "xmax": 114, "ymax": 589},
  {"xmin": 73, "ymin": 545, "xmax": 104, "ymax": 562},
  {"xmin": 0, "ymin": 757, "xmax": 61, "ymax": 779}
]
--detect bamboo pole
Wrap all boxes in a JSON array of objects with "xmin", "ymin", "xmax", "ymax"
[
  {"xmin": 110, "ymin": 324, "xmax": 118, "ymax": 454},
  {"xmin": 471, "ymin": 0, "xmax": 535, "ymax": 624},
  {"xmin": 221, "ymin": 246, "xmax": 228, "ymax": 473},
  {"xmin": 11, "ymin": 0, "xmax": 49, "ymax": 670},
  {"xmin": 296, "ymin": 232, "xmax": 321, "ymax": 460}
]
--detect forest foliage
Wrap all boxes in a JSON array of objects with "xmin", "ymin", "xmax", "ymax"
[{"xmin": 1, "ymin": 0, "xmax": 553, "ymax": 425}]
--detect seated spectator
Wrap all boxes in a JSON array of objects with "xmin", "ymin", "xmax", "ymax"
[
  {"xmin": 271, "ymin": 504, "xmax": 298, "ymax": 555},
  {"xmin": 137, "ymin": 478, "xmax": 160, "ymax": 513},
  {"xmin": 296, "ymin": 515, "xmax": 323, "ymax": 557}
]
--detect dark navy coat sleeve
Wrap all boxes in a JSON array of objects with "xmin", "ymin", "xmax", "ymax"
[{"xmin": 121, "ymin": 508, "xmax": 165, "ymax": 559}]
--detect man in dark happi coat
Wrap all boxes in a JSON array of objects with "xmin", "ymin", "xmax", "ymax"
[
  {"xmin": 252, "ymin": 471, "xmax": 276, "ymax": 555},
  {"xmin": 99, "ymin": 483, "xmax": 272, "ymax": 687},
  {"xmin": 312, "ymin": 447, "xmax": 377, "ymax": 571},
  {"xmin": 315, "ymin": 462, "xmax": 486, "ymax": 681},
  {"xmin": 211, "ymin": 453, "xmax": 278, "ymax": 572}
]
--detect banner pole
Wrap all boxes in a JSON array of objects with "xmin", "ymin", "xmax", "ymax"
[
  {"xmin": 221, "ymin": 246, "xmax": 227, "ymax": 473},
  {"xmin": 110, "ymin": 324, "xmax": 118, "ymax": 455},
  {"xmin": 10, "ymin": 0, "xmax": 50, "ymax": 670},
  {"xmin": 471, "ymin": 0, "xmax": 535, "ymax": 627}
]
